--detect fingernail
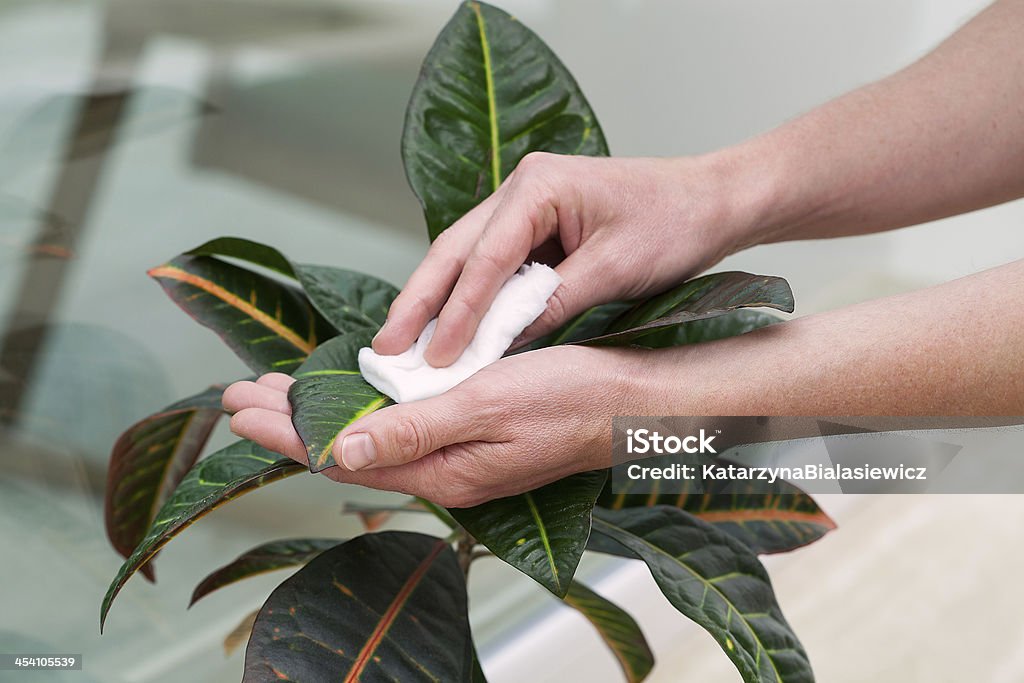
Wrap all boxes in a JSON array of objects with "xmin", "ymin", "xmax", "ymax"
[
  {"xmin": 340, "ymin": 433, "xmax": 376, "ymax": 471},
  {"xmin": 372, "ymin": 320, "xmax": 388, "ymax": 343}
]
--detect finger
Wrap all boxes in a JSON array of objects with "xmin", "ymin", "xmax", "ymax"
[
  {"xmin": 512, "ymin": 250, "xmax": 608, "ymax": 347},
  {"xmin": 229, "ymin": 408, "xmax": 308, "ymax": 462},
  {"xmin": 330, "ymin": 391, "xmax": 489, "ymax": 471},
  {"xmin": 424, "ymin": 193, "xmax": 555, "ymax": 367},
  {"xmin": 222, "ymin": 381, "xmax": 291, "ymax": 415},
  {"xmin": 256, "ymin": 373, "xmax": 295, "ymax": 392},
  {"xmin": 372, "ymin": 187, "xmax": 508, "ymax": 356}
]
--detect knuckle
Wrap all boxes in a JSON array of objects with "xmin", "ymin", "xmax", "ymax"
[{"xmin": 391, "ymin": 413, "xmax": 429, "ymax": 462}]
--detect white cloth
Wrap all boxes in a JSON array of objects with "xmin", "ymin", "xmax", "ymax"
[{"xmin": 358, "ymin": 263, "xmax": 562, "ymax": 403}]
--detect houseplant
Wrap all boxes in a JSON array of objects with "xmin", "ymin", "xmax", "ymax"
[{"xmin": 101, "ymin": 3, "xmax": 835, "ymax": 681}]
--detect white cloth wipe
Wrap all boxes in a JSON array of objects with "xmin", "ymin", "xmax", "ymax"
[{"xmin": 358, "ymin": 263, "xmax": 562, "ymax": 403}]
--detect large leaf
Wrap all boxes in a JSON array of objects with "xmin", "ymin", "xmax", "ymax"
[
  {"xmin": 563, "ymin": 581, "xmax": 654, "ymax": 683},
  {"xmin": 528, "ymin": 302, "xmax": 634, "ymax": 349},
  {"xmin": 187, "ymin": 236, "xmax": 399, "ymax": 336},
  {"xmin": 598, "ymin": 477, "xmax": 835, "ymax": 555},
  {"xmin": 634, "ymin": 310, "xmax": 783, "ymax": 349},
  {"xmin": 190, "ymin": 538, "xmax": 342, "ymax": 607},
  {"xmin": 449, "ymin": 470, "xmax": 606, "ymax": 597},
  {"xmin": 294, "ymin": 264, "xmax": 397, "ymax": 333},
  {"xmin": 288, "ymin": 374, "xmax": 390, "ymax": 473},
  {"xmin": 403, "ymin": 0, "xmax": 608, "ymax": 240},
  {"xmin": 592, "ymin": 507, "xmax": 813, "ymax": 683},
  {"xmin": 243, "ymin": 532, "xmax": 473, "ymax": 682},
  {"xmin": 149, "ymin": 255, "xmax": 333, "ymax": 375},
  {"xmin": 105, "ymin": 384, "xmax": 224, "ymax": 581},
  {"xmin": 579, "ymin": 272, "xmax": 794, "ymax": 346},
  {"xmin": 101, "ymin": 440, "xmax": 304, "ymax": 630}
]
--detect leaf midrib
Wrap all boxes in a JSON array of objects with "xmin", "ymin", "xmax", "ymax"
[
  {"xmin": 592, "ymin": 517, "xmax": 784, "ymax": 682},
  {"xmin": 472, "ymin": 2, "xmax": 502, "ymax": 192},
  {"xmin": 524, "ymin": 492, "xmax": 560, "ymax": 592},
  {"xmin": 149, "ymin": 264, "xmax": 315, "ymax": 354}
]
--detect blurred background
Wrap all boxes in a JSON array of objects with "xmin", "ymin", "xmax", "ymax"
[{"xmin": 2, "ymin": 0, "xmax": 1023, "ymax": 681}]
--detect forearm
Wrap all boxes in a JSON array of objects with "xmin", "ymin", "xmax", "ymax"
[
  {"xmin": 703, "ymin": 0, "xmax": 1024, "ymax": 249},
  {"xmin": 635, "ymin": 259, "xmax": 1024, "ymax": 415}
]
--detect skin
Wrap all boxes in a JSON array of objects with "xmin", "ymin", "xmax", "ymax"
[{"xmin": 226, "ymin": 0, "xmax": 1024, "ymax": 507}]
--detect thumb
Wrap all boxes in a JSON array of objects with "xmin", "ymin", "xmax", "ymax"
[{"xmin": 331, "ymin": 392, "xmax": 474, "ymax": 471}]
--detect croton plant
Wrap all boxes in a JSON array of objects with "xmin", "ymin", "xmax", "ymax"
[{"xmin": 101, "ymin": 2, "xmax": 835, "ymax": 681}]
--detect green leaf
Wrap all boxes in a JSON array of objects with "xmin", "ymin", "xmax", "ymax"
[
  {"xmin": 288, "ymin": 374, "xmax": 390, "ymax": 473},
  {"xmin": 104, "ymin": 385, "xmax": 224, "ymax": 581},
  {"xmin": 187, "ymin": 236, "xmax": 399, "ymax": 336},
  {"xmin": 288, "ymin": 374, "xmax": 391, "ymax": 475},
  {"xmin": 403, "ymin": 0, "xmax": 609, "ymax": 240},
  {"xmin": 243, "ymin": 532, "xmax": 474, "ymax": 682},
  {"xmin": 286, "ymin": 331, "xmax": 392, "ymax": 473},
  {"xmin": 634, "ymin": 310, "xmax": 783, "ymax": 349},
  {"xmin": 592, "ymin": 507, "xmax": 814, "ymax": 683},
  {"xmin": 449, "ymin": 470, "xmax": 606, "ymax": 597},
  {"xmin": 189, "ymin": 538, "xmax": 342, "ymax": 607},
  {"xmin": 101, "ymin": 440, "xmax": 304, "ymax": 630},
  {"xmin": 149, "ymin": 255, "xmax": 333, "ymax": 375},
  {"xmin": 597, "ymin": 476, "xmax": 836, "ymax": 555},
  {"xmin": 294, "ymin": 264, "xmax": 398, "ymax": 333},
  {"xmin": 562, "ymin": 581, "xmax": 654, "ymax": 683},
  {"xmin": 530, "ymin": 302, "xmax": 633, "ymax": 349},
  {"xmin": 188, "ymin": 236, "xmax": 297, "ymax": 278},
  {"xmin": 579, "ymin": 272, "xmax": 794, "ymax": 347}
]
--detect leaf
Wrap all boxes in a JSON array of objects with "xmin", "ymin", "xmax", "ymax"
[
  {"xmin": 188, "ymin": 237, "xmax": 400, "ymax": 335},
  {"xmin": 592, "ymin": 507, "xmax": 814, "ymax": 683},
  {"xmin": 403, "ymin": 0, "xmax": 609, "ymax": 240},
  {"xmin": 101, "ymin": 440, "xmax": 304, "ymax": 630},
  {"xmin": 294, "ymin": 264, "xmax": 398, "ymax": 333},
  {"xmin": 243, "ymin": 532, "xmax": 474, "ymax": 682},
  {"xmin": 448, "ymin": 470, "xmax": 606, "ymax": 597},
  {"xmin": 532, "ymin": 302, "xmax": 633, "ymax": 348},
  {"xmin": 563, "ymin": 581, "xmax": 654, "ymax": 683},
  {"xmin": 149, "ymin": 255, "xmax": 333, "ymax": 375},
  {"xmin": 597, "ymin": 476, "xmax": 836, "ymax": 555},
  {"xmin": 288, "ymin": 374, "xmax": 390, "ymax": 473},
  {"xmin": 104, "ymin": 385, "xmax": 224, "ymax": 581},
  {"xmin": 634, "ymin": 310, "xmax": 783, "ymax": 349},
  {"xmin": 579, "ymin": 272, "xmax": 794, "ymax": 346},
  {"xmin": 190, "ymin": 538, "xmax": 342, "ymax": 607},
  {"xmin": 293, "ymin": 329, "xmax": 375, "ymax": 376}
]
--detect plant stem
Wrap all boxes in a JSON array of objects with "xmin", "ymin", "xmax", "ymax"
[{"xmin": 456, "ymin": 529, "xmax": 477, "ymax": 578}]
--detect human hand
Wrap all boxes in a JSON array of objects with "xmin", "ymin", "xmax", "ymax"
[
  {"xmin": 372, "ymin": 153, "xmax": 756, "ymax": 367},
  {"xmin": 223, "ymin": 345, "xmax": 648, "ymax": 507}
]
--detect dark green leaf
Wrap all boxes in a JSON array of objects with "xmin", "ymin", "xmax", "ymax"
[
  {"xmin": 449, "ymin": 470, "xmax": 606, "ymax": 597},
  {"xmin": 288, "ymin": 374, "xmax": 390, "ymax": 473},
  {"xmin": 579, "ymin": 272, "xmax": 793, "ymax": 347},
  {"xmin": 101, "ymin": 440, "xmax": 304, "ymax": 630},
  {"xmin": 105, "ymin": 385, "xmax": 224, "ymax": 581},
  {"xmin": 293, "ymin": 329, "xmax": 376, "ymax": 376},
  {"xmin": 190, "ymin": 538, "xmax": 342, "ymax": 607},
  {"xmin": 403, "ymin": 0, "xmax": 608, "ymax": 240},
  {"xmin": 563, "ymin": 581, "xmax": 654, "ymax": 683},
  {"xmin": 635, "ymin": 310, "xmax": 783, "ymax": 349},
  {"xmin": 530, "ymin": 302, "xmax": 633, "ymax": 349},
  {"xmin": 188, "ymin": 236, "xmax": 297, "ymax": 278},
  {"xmin": 592, "ymin": 507, "xmax": 814, "ymax": 683},
  {"xmin": 187, "ymin": 236, "xmax": 399, "ymax": 337},
  {"xmin": 149, "ymin": 255, "xmax": 333, "ymax": 375},
  {"xmin": 597, "ymin": 476, "xmax": 835, "ymax": 555},
  {"xmin": 295, "ymin": 264, "xmax": 398, "ymax": 333},
  {"xmin": 243, "ymin": 532, "xmax": 473, "ymax": 682}
]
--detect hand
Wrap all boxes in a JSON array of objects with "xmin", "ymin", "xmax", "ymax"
[
  {"xmin": 223, "ymin": 345, "xmax": 647, "ymax": 507},
  {"xmin": 371, "ymin": 152, "xmax": 755, "ymax": 367}
]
